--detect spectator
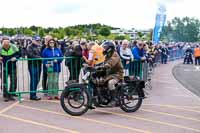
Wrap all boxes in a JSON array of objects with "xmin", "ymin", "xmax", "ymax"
[
  {"xmin": 80, "ymin": 41, "xmax": 89, "ymax": 64},
  {"xmin": 147, "ymin": 44, "xmax": 156, "ymax": 69},
  {"xmin": 65, "ymin": 41, "xmax": 82, "ymax": 81},
  {"xmin": 42, "ymin": 39, "xmax": 63, "ymax": 100},
  {"xmin": 119, "ymin": 40, "xmax": 133, "ymax": 76},
  {"xmin": 58, "ymin": 40, "xmax": 67, "ymax": 54},
  {"xmin": 179, "ymin": 43, "xmax": 184, "ymax": 58},
  {"xmin": 115, "ymin": 41, "xmax": 121, "ymax": 55},
  {"xmin": 130, "ymin": 40, "xmax": 137, "ymax": 50},
  {"xmin": 161, "ymin": 45, "xmax": 169, "ymax": 64},
  {"xmin": 132, "ymin": 42, "xmax": 146, "ymax": 61},
  {"xmin": 194, "ymin": 45, "xmax": 200, "ymax": 65},
  {"xmin": 154, "ymin": 44, "xmax": 162, "ymax": 65},
  {"xmin": 87, "ymin": 42, "xmax": 105, "ymax": 66},
  {"xmin": 131, "ymin": 41, "xmax": 146, "ymax": 77},
  {"xmin": 0, "ymin": 37, "xmax": 20, "ymax": 102},
  {"xmin": 78, "ymin": 41, "xmax": 89, "ymax": 83},
  {"xmin": 27, "ymin": 35, "xmax": 42, "ymax": 101},
  {"xmin": 42, "ymin": 35, "xmax": 53, "ymax": 96}
]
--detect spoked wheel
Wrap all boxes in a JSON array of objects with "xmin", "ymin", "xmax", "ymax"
[
  {"xmin": 60, "ymin": 84, "xmax": 90, "ymax": 116},
  {"xmin": 119, "ymin": 86, "xmax": 143, "ymax": 113}
]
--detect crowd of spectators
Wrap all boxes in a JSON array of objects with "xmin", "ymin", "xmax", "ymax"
[{"xmin": 0, "ymin": 35, "xmax": 187, "ymax": 102}]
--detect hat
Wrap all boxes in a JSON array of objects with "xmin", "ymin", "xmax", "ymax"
[{"xmin": 32, "ymin": 35, "xmax": 41, "ymax": 41}]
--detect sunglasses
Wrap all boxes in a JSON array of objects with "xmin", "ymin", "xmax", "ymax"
[{"xmin": 49, "ymin": 41, "xmax": 55, "ymax": 44}]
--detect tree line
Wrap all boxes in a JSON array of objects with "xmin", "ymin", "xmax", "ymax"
[
  {"xmin": 2, "ymin": 17, "xmax": 198, "ymax": 42},
  {"xmin": 0, "ymin": 24, "xmax": 120, "ymax": 40},
  {"xmin": 161, "ymin": 17, "xmax": 200, "ymax": 42}
]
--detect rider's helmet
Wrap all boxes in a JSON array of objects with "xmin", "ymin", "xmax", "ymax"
[
  {"xmin": 187, "ymin": 45, "xmax": 191, "ymax": 48},
  {"xmin": 102, "ymin": 41, "xmax": 115, "ymax": 60}
]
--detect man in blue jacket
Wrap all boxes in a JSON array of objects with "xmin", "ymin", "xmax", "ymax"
[
  {"xmin": 131, "ymin": 42, "xmax": 146, "ymax": 77},
  {"xmin": 132, "ymin": 42, "xmax": 146, "ymax": 61}
]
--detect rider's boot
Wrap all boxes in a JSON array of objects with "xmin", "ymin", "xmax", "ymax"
[
  {"xmin": 87, "ymin": 97, "xmax": 96, "ymax": 109},
  {"xmin": 107, "ymin": 90, "xmax": 117, "ymax": 107}
]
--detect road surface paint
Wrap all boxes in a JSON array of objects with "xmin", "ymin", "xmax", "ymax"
[
  {"xmin": 143, "ymin": 104, "xmax": 200, "ymax": 114},
  {"xmin": 0, "ymin": 113, "xmax": 79, "ymax": 133},
  {"xmin": 0, "ymin": 102, "xmax": 19, "ymax": 114},
  {"xmin": 17, "ymin": 104, "xmax": 152, "ymax": 133},
  {"xmin": 20, "ymin": 100, "xmax": 200, "ymax": 133},
  {"xmin": 95, "ymin": 109, "xmax": 200, "ymax": 133}
]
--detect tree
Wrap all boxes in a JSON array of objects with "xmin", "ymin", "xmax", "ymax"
[
  {"xmin": 161, "ymin": 17, "xmax": 200, "ymax": 42},
  {"xmin": 99, "ymin": 27, "xmax": 111, "ymax": 37},
  {"xmin": 115, "ymin": 35, "xmax": 126, "ymax": 40},
  {"xmin": 39, "ymin": 29, "xmax": 45, "ymax": 37},
  {"xmin": 161, "ymin": 21, "xmax": 173, "ymax": 41},
  {"xmin": 137, "ymin": 32, "xmax": 144, "ymax": 39},
  {"xmin": 7, "ymin": 29, "xmax": 16, "ymax": 36},
  {"xmin": 30, "ymin": 26, "xmax": 38, "ymax": 32},
  {"xmin": 24, "ymin": 28, "xmax": 33, "ymax": 36}
]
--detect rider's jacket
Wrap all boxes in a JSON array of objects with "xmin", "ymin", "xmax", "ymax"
[
  {"xmin": 185, "ymin": 48, "xmax": 193, "ymax": 55},
  {"xmin": 104, "ymin": 52, "xmax": 124, "ymax": 81}
]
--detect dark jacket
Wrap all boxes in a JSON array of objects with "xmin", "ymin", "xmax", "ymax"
[
  {"xmin": 185, "ymin": 48, "xmax": 193, "ymax": 54},
  {"xmin": 59, "ymin": 41, "xmax": 67, "ymax": 54},
  {"xmin": 27, "ymin": 43, "xmax": 42, "ymax": 68},
  {"xmin": 73, "ymin": 45, "xmax": 82, "ymax": 57},
  {"xmin": 42, "ymin": 48, "xmax": 63, "ymax": 73},
  {"xmin": 161, "ymin": 47, "xmax": 169, "ymax": 56},
  {"xmin": 65, "ymin": 45, "xmax": 82, "ymax": 67}
]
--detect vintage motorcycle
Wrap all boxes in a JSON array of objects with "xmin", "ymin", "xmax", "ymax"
[
  {"xmin": 183, "ymin": 52, "xmax": 193, "ymax": 64},
  {"xmin": 60, "ymin": 65, "xmax": 145, "ymax": 116}
]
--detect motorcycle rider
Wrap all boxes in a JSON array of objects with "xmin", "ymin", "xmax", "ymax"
[
  {"xmin": 100, "ymin": 41, "xmax": 124, "ymax": 107},
  {"xmin": 184, "ymin": 45, "xmax": 193, "ymax": 64}
]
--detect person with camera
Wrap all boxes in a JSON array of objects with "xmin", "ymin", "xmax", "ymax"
[{"xmin": 42, "ymin": 39, "xmax": 63, "ymax": 100}]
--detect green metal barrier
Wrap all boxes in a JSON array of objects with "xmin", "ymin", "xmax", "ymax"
[
  {"xmin": 129, "ymin": 60, "xmax": 143, "ymax": 78},
  {"xmin": 5, "ymin": 57, "xmax": 143, "ymax": 102}
]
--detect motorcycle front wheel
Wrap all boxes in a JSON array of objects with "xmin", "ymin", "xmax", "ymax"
[{"xmin": 60, "ymin": 84, "xmax": 90, "ymax": 116}]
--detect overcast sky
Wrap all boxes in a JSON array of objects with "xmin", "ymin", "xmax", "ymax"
[{"xmin": 0, "ymin": 0, "xmax": 199, "ymax": 29}]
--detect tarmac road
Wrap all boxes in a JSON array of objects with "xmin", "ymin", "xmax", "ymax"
[
  {"xmin": 173, "ymin": 64, "xmax": 200, "ymax": 97},
  {"xmin": 0, "ymin": 61, "xmax": 200, "ymax": 133}
]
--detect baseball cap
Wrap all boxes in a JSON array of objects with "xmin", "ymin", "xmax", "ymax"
[{"xmin": 32, "ymin": 35, "xmax": 41, "ymax": 41}]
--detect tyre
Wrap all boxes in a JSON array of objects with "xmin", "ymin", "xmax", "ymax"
[
  {"xmin": 60, "ymin": 84, "xmax": 90, "ymax": 116},
  {"xmin": 119, "ymin": 85, "xmax": 143, "ymax": 113}
]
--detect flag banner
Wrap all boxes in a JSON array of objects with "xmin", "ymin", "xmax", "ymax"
[{"xmin": 153, "ymin": 4, "xmax": 166, "ymax": 44}]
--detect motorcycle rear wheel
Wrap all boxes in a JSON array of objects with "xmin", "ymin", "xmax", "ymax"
[{"xmin": 119, "ymin": 85, "xmax": 143, "ymax": 113}]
